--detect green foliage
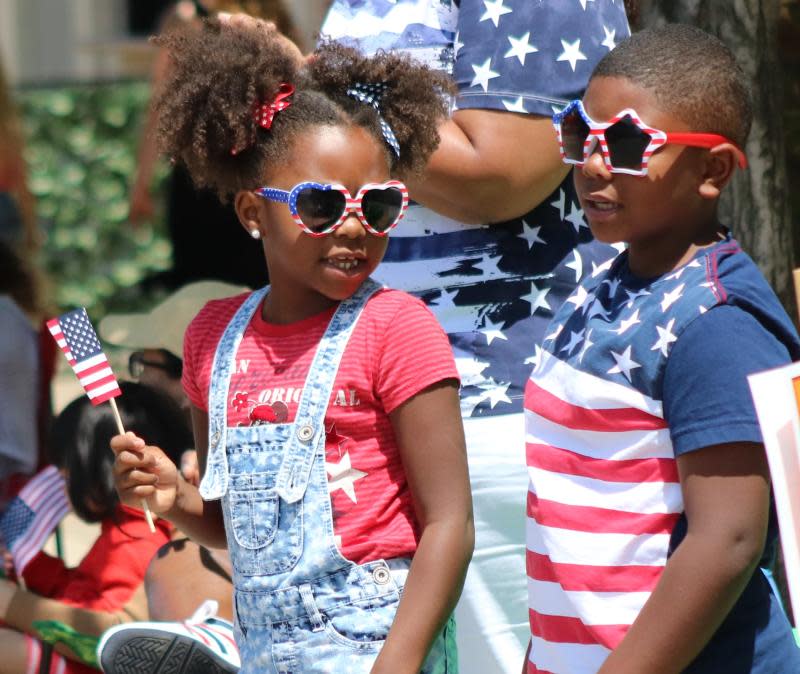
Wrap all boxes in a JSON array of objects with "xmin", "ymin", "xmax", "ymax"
[{"xmin": 17, "ymin": 81, "xmax": 171, "ymax": 319}]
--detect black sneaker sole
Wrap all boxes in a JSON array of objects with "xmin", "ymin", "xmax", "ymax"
[{"xmin": 99, "ymin": 628, "xmax": 239, "ymax": 674}]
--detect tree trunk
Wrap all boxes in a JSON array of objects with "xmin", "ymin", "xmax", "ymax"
[{"xmin": 636, "ymin": 0, "xmax": 795, "ymax": 313}]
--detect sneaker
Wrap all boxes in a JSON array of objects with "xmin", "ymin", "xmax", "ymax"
[{"xmin": 97, "ymin": 600, "xmax": 240, "ymax": 674}]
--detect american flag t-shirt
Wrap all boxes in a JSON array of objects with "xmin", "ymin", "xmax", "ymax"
[
  {"xmin": 0, "ymin": 465, "xmax": 70, "ymax": 575},
  {"xmin": 47, "ymin": 308, "xmax": 122, "ymax": 405}
]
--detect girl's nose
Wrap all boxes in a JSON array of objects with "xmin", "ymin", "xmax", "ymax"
[
  {"xmin": 581, "ymin": 143, "xmax": 612, "ymax": 181},
  {"xmin": 333, "ymin": 211, "xmax": 367, "ymax": 239}
]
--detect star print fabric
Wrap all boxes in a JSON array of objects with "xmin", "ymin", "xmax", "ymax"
[{"xmin": 523, "ymin": 237, "xmax": 800, "ymax": 673}]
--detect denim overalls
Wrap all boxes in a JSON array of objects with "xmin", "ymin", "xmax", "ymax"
[{"xmin": 199, "ymin": 280, "xmax": 456, "ymax": 673}]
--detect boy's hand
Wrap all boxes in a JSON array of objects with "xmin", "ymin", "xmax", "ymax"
[{"xmin": 111, "ymin": 432, "xmax": 179, "ymax": 515}]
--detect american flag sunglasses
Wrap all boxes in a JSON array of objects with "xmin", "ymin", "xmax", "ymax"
[
  {"xmin": 255, "ymin": 180, "xmax": 409, "ymax": 237},
  {"xmin": 552, "ymin": 99, "xmax": 747, "ymax": 177}
]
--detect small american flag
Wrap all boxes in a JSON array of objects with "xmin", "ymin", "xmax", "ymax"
[
  {"xmin": 0, "ymin": 466, "xmax": 70, "ymax": 575},
  {"xmin": 47, "ymin": 308, "xmax": 122, "ymax": 405}
]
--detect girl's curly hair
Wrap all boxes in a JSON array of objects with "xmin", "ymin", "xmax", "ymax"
[{"xmin": 155, "ymin": 19, "xmax": 454, "ymax": 200}]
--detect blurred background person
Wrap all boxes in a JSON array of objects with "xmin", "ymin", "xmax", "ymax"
[{"xmin": 129, "ymin": 0, "xmax": 300, "ymax": 292}]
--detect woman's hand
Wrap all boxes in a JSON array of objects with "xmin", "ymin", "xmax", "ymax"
[{"xmin": 110, "ymin": 432, "xmax": 180, "ymax": 515}]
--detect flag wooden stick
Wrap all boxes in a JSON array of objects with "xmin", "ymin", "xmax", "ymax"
[{"xmin": 109, "ymin": 398, "xmax": 156, "ymax": 533}]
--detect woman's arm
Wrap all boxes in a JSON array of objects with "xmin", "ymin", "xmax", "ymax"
[
  {"xmin": 110, "ymin": 405, "xmax": 227, "ymax": 549},
  {"xmin": 597, "ymin": 441, "xmax": 771, "ymax": 674},
  {"xmin": 372, "ymin": 380, "xmax": 474, "ymax": 674},
  {"xmin": 404, "ymin": 111, "xmax": 568, "ymax": 225}
]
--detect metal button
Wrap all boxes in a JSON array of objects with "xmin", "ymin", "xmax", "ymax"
[
  {"xmin": 296, "ymin": 424, "xmax": 314, "ymax": 442},
  {"xmin": 372, "ymin": 567, "xmax": 391, "ymax": 585}
]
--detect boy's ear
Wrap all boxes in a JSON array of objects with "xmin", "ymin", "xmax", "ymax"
[
  {"xmin": 698, "ymin": 143, "xmax": 741, "ymax": 200},
  {"xmin": 235, "ymin": 190, "xmax": 264, "ymax": 238}
]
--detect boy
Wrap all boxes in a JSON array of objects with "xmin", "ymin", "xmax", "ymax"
[{"xmin": 524, "ymin": 24, "xmax": 800, "ymax": 674}]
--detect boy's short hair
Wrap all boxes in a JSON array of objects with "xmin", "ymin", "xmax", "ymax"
[{"xmin": 592, "ymin": 23, "xmax": 752, "ymax": 148}]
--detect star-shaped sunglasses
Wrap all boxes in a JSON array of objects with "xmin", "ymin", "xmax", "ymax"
[
  {"xmin": 552, "ymin": 99, "xmax": 747, "ymax": 177},
  {"xmin": 255, "ymin": 180, "xmax": 409, "ymax": 237}
]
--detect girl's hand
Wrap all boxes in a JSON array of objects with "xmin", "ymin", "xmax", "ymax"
[{"xmin": 110, "ymin": 432, "xmax": 180, "ymax": 515}]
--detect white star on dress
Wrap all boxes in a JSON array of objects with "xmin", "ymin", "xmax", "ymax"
[
  {"xmin": 651, "ymin": 318, "xmax": 678, "ymax": 357},
  {"xmin": 519, "ymin": 220, "xmax": 546, "ymax": 250},
  {"xmin": 560, "ymin": 329, "xmax": 585, "ymax": 355},
  {"xmin": 660, "ymin": 283, "xmax": 685, "ymax": 312},
  {"xmin": 550, "ymin": 189, "xmax": 567, "ymax": 220},
  {"xmin": 616, "ymin": 308, "xmax": 641, "ymax": 335},
  {"xmin": 556, "ymin": 38, "xmax": 587, "ymax": 72},
  {"xmin": 565, "ymin": 249, "xmax": 584, "ymax": 283},
  {"xmin": 505, "ymin": 32, "xmax": 538, "ymax": 65},
  {"xmin": 608, "ymin": 345, "xmax": 641, "ymax": 382},
  {"xmin": 503, "ymin": 96, "xmax": 527, "ymax": 113},
  {"xmin": 471, "ymin": 57, "xmax": 501, "ymax": 92},
  {"xmin": 565, "ymin": 202, "xmax": 588, "ymax": 232},
  {"xmin": 625, "ymin": 288, "xmax": 650, "ymax": 308},
  {"xmin": 601, "ymin": 25, "xmax": 617, "ymax": 50},
  {"xmin": 480, "ymin": 0, "xmax": 513, "ymax": 28},
  {"xmin": 566, "ymin": 285, "xmax": 590, "ymax": 310},
  {"xmin": 480, "ymin": 316, "xmax": 508, "ymax": 344},
  {"xmin": 326, "ymin": 452, "xmax": 367, "ymax": 503},
  {"xmin": 522, "ymin": 281, "xmax": 552, "ymax": 315},
  {"xmin": 578, "ymin": 328, "xmax": 594, "ymax": 362}
]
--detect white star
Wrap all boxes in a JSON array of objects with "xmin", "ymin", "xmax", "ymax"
[
  {"xmin": 432, "ymin": 288, "xmax": 459, "ymax": 308},
  {"xmin": 525, "ymin": 343, "xmax": 544, "ymax": 368},
  {"xmin": 560, "ymin": 329, "xmax": 585, "ymax": 355},
  {"xmin": 457, "ymin": 357, "xmax": 491, "ymax": 386},
  {"xmin": 565, "ymin": 249, "xmax": 584, "ymax": 283},
  {"xmin": 603, "ymin": 276, "xmax": 621, "ymax": 296},
  {"xmin": 551, "ymin": 189, "xmax": 567, "ymax": 220},
  {"xmin": 578, "ymin": 328, "xmax": 594, "ymax": 362},
  {"xmin": 480, "ymin": 379, "xmax": 512, "ymax": 408},
  {"xmin": 625, "ymin": 288, "xmax": 650, "ymax": 308},
  {"xmin": 480, "ymin": 0, "xmax": 513, "ymax": 28},
  {"xmin": 591, "ymin": 257, "xmax": 615, "ymax": 278},
  {"xmin": 616, "ymin": 308, "xmax": 641, "ymax": 335},
  {"xmin": 556, "ymin": 38, "xmax": 587, "ymax": 72},
  {"xmin": 505, "ymin": 32, "xmax": 538, "ymax": 65},
  {"xmin": 565, "ymin": 203, "xmax": 588, "ymax": 232},
  {"xmin": 480, "ymin": 316, "xmax": 508, "ymax": 344},
  {"xmin": 454, "ymin": 31, "xmax": 465, "ymax": 57},
  {"xmin": 470, "ymin": 57, "xmax": 500, "ymax": 92},
  {"xmin": 502, "ymin": 96, "xmax": 527, "ymax": 113},
  {"xmin": 665, "ymin": 267, "xmax": 686, "ymax": 281},
  {"xmin": 601, "ymin": 25, "xmax": 617, "ymax": 50},
  {"xmin": 651, "ymin": 318, "xmax": 677, "ymax": 357},
  {"xmin": 660, "ymin": 283, "xmax": 685, "ymax": 312},
  {"xmin": 566, "ymin": 284, "xmax": 589, "ymax": 310},
  {"xmin": 586, "ymin": 297, "xmax": 610, "ymax": 320},
  {"xmin": 522, "ymin": 281, "xmax": 551, "ymax": 315},
  {"xmin": 326, "ymin": 452, "xmax": 367, "ymax": 503},
  {"xmin": 474, "ymin": 253, "xmax": 503, "ymax": 277},
  {"xmin": 608, "ymin": 345, "xmax": 641, "ymax": 382},
  {"xmin": 579, "ymin": 0, "xmax": 596, "ymax": 9},
  {"xmin": 519, "ymin": 219, "xmax": 546, "ymax": 250}
]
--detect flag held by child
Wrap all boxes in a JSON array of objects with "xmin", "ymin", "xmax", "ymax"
[
  {"xmin": 0, "ymin": 465, "xmax": 70, "ymax": 575},
  {"xmin": 47, "ymin": 308, "xmax": 122, "ymax": 405}
]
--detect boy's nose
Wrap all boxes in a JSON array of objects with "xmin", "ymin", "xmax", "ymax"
[
  {"xmin": 334, "ymin": 211, "xmax": 367, "ymax": 239},
  {"xmin": 581, "ymin": 147, "xmax": 612, "ymax": 181}
]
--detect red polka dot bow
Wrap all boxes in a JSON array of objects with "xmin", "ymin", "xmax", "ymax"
[{"xmin": 255, "ymin": 82, "xmax": 295, "ymax": 130}]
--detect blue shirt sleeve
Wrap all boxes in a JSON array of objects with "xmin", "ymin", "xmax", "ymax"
[
  {"xmin": 663, "ymin": 304, "xmax": 793, "ymax": 456},
  {"xmin": 453, "ymin": 0, "xmax": 630, "ymax": 116}
]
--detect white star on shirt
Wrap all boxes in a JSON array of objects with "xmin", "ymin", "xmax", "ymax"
[
  {"xmin": 471, "ymin": 57, "xmax": 500, "ymax": 92},
  {"xmin": 551, "ymin": 189, "xmax": 567, "ymax": 220},
  {"xmin": 556, "ymin": 38, "xmax": 587, "ymax": 72},
  {"xmin": 503, "ymin": 96, "xmax": 527, "ymax": 113},
  {"xmin": 326, "ymin": 452, "xmax": 367, "ymax": 503},
  {"xmin": 432, "ymin": 288, "xmax": 459, "ymax": 308},
  {"xmin": 579, "ymin": 0, "xmax": 596, "ymax": 9},
  {"xmin": 474, "ymin": 253, "xmax": 503, "ymax": 277},
  {"xmin": 519, "ymin": 219, "xmax": 546, "ymax": 249},
  {"xmin": 660, "ymin": 283, "xmax": 685, "ymax": 312},
  {"xmin": 480, "ymin": 379, "xmax": 512, "ymax": 408},
  {"xmin": 565, "ymin": 250, "xmax": 584, "ymax": 283},
  {"xmin": 454, "ymin": 31, "xmax": 465, "ymax": 57},
  {"xmin": 545, "ymin": 323, "xmax": 564, "ymax": 342},
  {"xmin": 480, "ymin": 316, "xmax": 508, "ymax": 344},
  {"xmin": 505, "ymin": 32, "xmax": 538, "ymax": 65},
  {"xmin": 601, "ymin": 25, "xmax": 617, "ymax": 50},
  {"xmin": 560, "ymin": 329, "xmax": 585, "ymax": 355},
  {"xmin": 522, "ymin": 281, "xmax": 552, "ymax": 315},
  {"xmin": 591, "ymin": 257, "xmax": 615, "ymax": 278},
  {"xmin": 525, "ymin": 343, "xmax": 544, "ymax": 368},
  {"xmin": 480, "ymin": 0, "xmax": 513, "ymax": 28},
  {"xmin": 616, "ymin": 308, "xmax": 641, "ymax": 335},
  {"xmin": 608, "ymin": 345, "xmax": 641, "ymax": 382},
  {"xmin": 566, "ymin": 285, "xmax": 590, "ymax": 310},
  {"xmin": 625, "ymin": 288, "xmax": 650, "ymax": 308},
  {"xmin": 578, "ymin": 329, "xmax": 594, "ymax": 362},
  {"xmin": 565, "ymin": 203, "xmax": 588, "ymax": 232},
  {"xmin": 651, "ymin": 318, "xmax": 678, "ymax": 357}
]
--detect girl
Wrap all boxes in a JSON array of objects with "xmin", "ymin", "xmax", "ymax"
[
  {"xmin": 0, "ymin": 382, "xmax": 188, "ymax": 673},
  {"xmin": 111, "ymin": 17, "xmax": 474, "ymax": 674}
]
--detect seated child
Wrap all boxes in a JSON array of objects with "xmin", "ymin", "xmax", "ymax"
[
  {"xmin": 524, "ymin": 23, "xmax": 800, "ymax": 674},
  {"xmin": 0, "ymin": 382, "xmax": 189, "ymax": 673}
]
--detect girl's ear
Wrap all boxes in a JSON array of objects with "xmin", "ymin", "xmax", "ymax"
[
  {"xmin": 235, "ymin": 190, "xmax": 264, "ymax": 239},
  {"xmin": 698, "ymin": 143, "xmax": 742, "ymax": 200}
]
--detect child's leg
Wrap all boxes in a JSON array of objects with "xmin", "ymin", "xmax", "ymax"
[{"xmin": 0, "ymin": 627, "xmax": 28, "ymax": 674}]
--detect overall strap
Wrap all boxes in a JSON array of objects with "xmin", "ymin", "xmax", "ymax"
[
  {"xmin": 200, "ymin": 286, "xmax": 269, "ymax": 500},
  {"xmin": 276, "ymin": 278, "xmax": 383, "ymax": 503}
]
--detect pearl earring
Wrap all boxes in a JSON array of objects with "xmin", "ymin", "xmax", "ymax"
[{"xmin": 250, "ymin": 229, "xmax": 262, "ymax": 240}]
